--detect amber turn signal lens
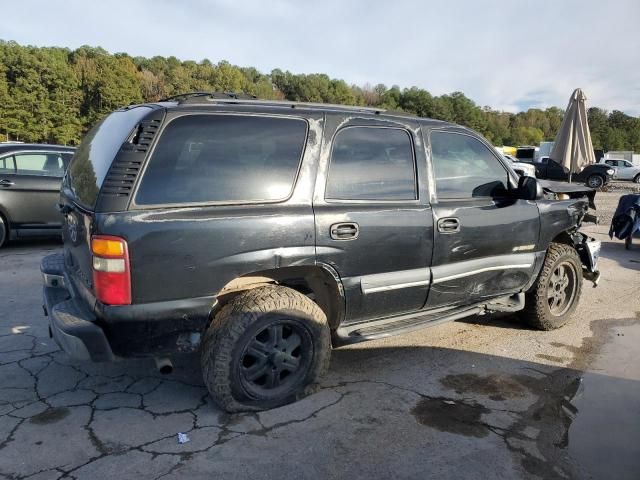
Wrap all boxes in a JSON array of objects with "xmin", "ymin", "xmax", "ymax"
[{"xmin": 91, "ymin": 238, "xmax": 125, "ymax": 257}]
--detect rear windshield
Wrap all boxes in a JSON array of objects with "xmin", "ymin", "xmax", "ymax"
[
  {"xmin": 134, "ymin": 115, "xmax": 307, "ymax": 206},
  {"xmin": 515, "ymin": 148, "xmax": 535, "ymax": 160},
  {"xmin": 66, "ymin": 106, "xmax": 153, "ymax": 208}
]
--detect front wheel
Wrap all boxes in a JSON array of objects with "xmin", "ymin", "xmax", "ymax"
[
  {"xmin": 586, "ymin": 174, "xmax": 604, "ymax": 189},
  {"xmin": 633, "ymin": 174, "xmax": 640, "ymax": 184},
  {"xmin": 520, "ymin": 243, "xmax": 583, "ymax": 330},
  {"xmin": 201, "ymin": 285, "xmax": 331, "ymax": 412}
]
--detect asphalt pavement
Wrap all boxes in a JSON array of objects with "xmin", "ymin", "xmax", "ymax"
[{"xmin": 0, "ymin": 190, "xmax": 638, "ymax": 480}]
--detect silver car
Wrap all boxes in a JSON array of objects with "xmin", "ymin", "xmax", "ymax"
[
  {"xmin": 603, "ymin": 159, "xmax": 640, "ymax": 183},
  {"xmin": 0, "ymin": 144, "xmax": 74, "ymax": 247}
]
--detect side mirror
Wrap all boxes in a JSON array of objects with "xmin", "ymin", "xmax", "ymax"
[{"xmin": 517, "ymin": 176, "xmax": 543, "ymax": 201}]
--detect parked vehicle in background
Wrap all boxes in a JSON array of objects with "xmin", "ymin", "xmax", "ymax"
[
  {"xmin": 0, "ymin": 144, "xmax": 75, "ymax": 247},
  {"xmin": 515, "ymin": 146, "xmax": 538, "ymax": 162},
  {"xmin": 519, "ymin": 156, "xmax": 614, "ymax": 188},
  {"xmin": 41, "ymin": 93, "xmax": 600, "ymax": 412},
  {"xmin": 601, "ymin": 158, "xmax": 640, "ymax": 183},
  {"xmin": 538, "ymin": 141, "xmax": 555, "ymax": 159},
  {"xmin": 504, "ymin": 154, "xmax": 536, "ymax": 177},
  {"xmin": 604, "ymin": 151, "xmax": 634, "ymax": 163}
]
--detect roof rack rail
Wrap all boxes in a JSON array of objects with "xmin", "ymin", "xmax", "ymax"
[
  {"xmin": 159, "ymin": 91, "xmax": 257, "ymax": 103},
  {"xmin": 163, "ymin": 92, "xmax": 386, "ymax": 114}
]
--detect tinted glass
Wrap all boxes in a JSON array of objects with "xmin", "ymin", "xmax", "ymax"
[
  {"xmin": 431, "ymin": 131, "xmax": 509, "ymax": 199},
  {"xmin": 325, "ymin": 127, "xmax": 416, "ymax": 200},
  {"xmin": 516, "ymin": 148, "xmax": 535, "ymax": 160},
  {"xmin": 67, "ymin": 106, "xmax": 153, "ymax": 208},
  {"xmin": 0, "ymin": 155, "xmax": 15, "ymax": 174},
  {"xmin": 15, "ymin": 152, "xmax": 67, "ymax": 177},
  {"xmin": 135, "ymin": 115, "xmax": 307, "ymax": 205}
]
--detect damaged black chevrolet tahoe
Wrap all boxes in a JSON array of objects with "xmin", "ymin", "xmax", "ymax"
[{"xmin": 42, "ymin": 93, "xmax": 601, "ymax": 412}]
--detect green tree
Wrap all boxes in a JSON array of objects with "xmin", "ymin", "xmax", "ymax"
[
  {"xmin": 512, "ymin": 126, "xmax": 545, "ymax": 145},
  {"xmin": 1, "ymin": 40, "xmax": 639, "ymax": 149}
]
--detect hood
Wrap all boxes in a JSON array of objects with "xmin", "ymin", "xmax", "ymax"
[{"xmin": 538, "ymin": 179, "xmax": 597, "ymax": 210}]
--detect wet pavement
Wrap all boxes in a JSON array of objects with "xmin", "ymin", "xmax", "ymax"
[
  {"xmin": 567, "ymin": 322, "xmax": 640, "ymax": 480},
  {"xmin": 0, "ymin": 194, "xmax": 639, "ymax": 479}
]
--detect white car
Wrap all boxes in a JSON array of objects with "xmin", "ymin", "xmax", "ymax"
[
  {"xmin": 504, "ymin": 155, "xmax": 536, "ymax": 177},
  {"xmin": 602, "ymin": 159, "xmax": 640, "ymax": 183}
]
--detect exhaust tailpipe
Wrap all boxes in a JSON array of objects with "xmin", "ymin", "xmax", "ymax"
[{"xmin": 155, "ymin": 357, "xmax": 173, "ymax": 375}]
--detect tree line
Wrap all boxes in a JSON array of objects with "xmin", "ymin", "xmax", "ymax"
[{"xmin": 1, "ymin": 40, "xmax": 638, "ymax": 152}]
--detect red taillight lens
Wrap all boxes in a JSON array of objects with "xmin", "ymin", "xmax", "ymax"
[{"xmin": 91, "ymin": 235, "xmax": 131, "ymax": 305}]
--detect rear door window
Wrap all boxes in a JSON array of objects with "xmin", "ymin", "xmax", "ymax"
[
  {"xmin": 135, "ymin": 115, "xmax": 307, "ymax": 205},
  {"xmin": 325, "ymin": 127, "xmax": 416, "ymax": 201}
]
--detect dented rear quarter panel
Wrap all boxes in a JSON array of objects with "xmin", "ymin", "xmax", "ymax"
[
  {"xmin": 96, "ymin": 205, "xmax": 315, "ymax": 304},
  {"xmin": 96, "ymin": 111, "xmax": 324, "ymax": 304}
]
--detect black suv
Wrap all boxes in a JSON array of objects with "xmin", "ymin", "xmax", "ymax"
[
  {"xmin": 42, "ymin": 94, "xmax": 601, "ymax": 412},
  {"xmin": 518, "ymin": 156, "xmax": 615, "ymax": 189},
  {"xmin": 0, "ymin": 143, "xmax": 74, "ymax": 246}
]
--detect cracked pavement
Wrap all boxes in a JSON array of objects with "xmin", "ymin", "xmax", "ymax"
[{"xmin": 1, "ymin": 193, "xmax": 639, "ymax": 479}]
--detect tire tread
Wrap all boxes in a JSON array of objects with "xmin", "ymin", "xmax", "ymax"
[
  {"xmin": 200, "ymin": 285, "xmax": 330, "ymax": 412},
  {"xmin": 521, "ymin": 242, "xmax": 583, "ymax": 330}
]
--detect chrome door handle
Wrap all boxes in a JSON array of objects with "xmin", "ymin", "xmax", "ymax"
[
  {"xmin": 0, "ymin": 179, "xmax": 15, "ymax": 187},
  {"xmin": 330, "ymin": 222, "xmax": 359, "ymax": 240},
  {"xmin": 437, "ymin": 217, "xmax": 460, "ymax": 233}
]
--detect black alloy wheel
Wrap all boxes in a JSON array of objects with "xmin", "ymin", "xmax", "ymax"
[{"xmin": 238, "ymin": 320, "xmax": 312, "ymax": 398}]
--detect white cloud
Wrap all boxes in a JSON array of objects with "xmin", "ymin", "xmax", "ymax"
[{"xmin": 3, "ymin": 0, "xmax": 639, "ymax": 115}]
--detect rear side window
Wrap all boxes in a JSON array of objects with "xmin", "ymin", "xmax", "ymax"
[
  {"xmin": 431, "ymin": 131, "xmax": 508, "ymax": 199},
  {"xmin": 135, "ymin": 115, "xmax": 307, "ymax": 205},
  {"xmin": 325, "ymin": 127, "xmax": 416, "ymax": 201},
  {"xmin": 14, "ymin": 152, "xmax": 67, "ymax": 177},
  {"xmin": 67, "ymin": 106, "xmax": 153, "ymax": 208}
]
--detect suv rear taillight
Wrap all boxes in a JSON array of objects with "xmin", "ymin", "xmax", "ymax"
[{"xmin": 91, "ymin": 235, "xmax": 131, "ymax": 305}]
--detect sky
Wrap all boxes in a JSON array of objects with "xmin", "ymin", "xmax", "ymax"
[{"xmin": 2, "ymin": 0, "xmax": 639, "ymax": 115}]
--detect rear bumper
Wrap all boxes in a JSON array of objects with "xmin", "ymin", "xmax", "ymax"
[
  {"xmin": 41, "ymin": 253, "xmax": 213, "ymax": 360},
  {"xmin": 42, "ymin": 253, "xmax": 116, "ymax": 362}
]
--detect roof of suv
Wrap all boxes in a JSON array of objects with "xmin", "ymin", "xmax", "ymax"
[{"xmin": 147, "ymin": 93, "xmax": 452, "ymax": 128}]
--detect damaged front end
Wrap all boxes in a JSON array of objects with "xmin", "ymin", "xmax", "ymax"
[
  {"xmin": 570, "ymin": 231, "xmax": 601, "ymax": 287},
  {"xmin": 539, "ymin": 179, "xmax": 598, "ymax": 224},
  {"xmin": 538, "ymin": 180, "xmax": 601, "ymax": 287}
]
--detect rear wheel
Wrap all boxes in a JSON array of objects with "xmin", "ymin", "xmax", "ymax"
[
  {"xmin": 586, "ymin": 174, "xmax": 604, "ymax": 189},
  {"xmin": 520, "ymin": 243, "xmax": 583, "ymax": 330},
  {"xmin": 201, "ymin": 285, "xmax": 331, "ymax": 412}
]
